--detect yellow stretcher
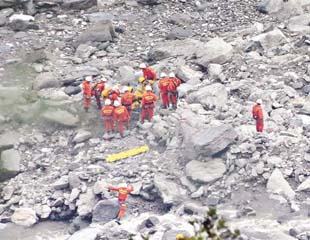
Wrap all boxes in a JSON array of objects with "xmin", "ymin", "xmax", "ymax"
[{"xmin": 106, "ymin": 145, "xmax": 150, "ymax": 163}]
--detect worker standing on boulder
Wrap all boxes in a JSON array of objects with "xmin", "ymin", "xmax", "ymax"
[
  {"xmin": 167, "ymin": 72, "xmax": 182, "ymax": 109},
  {"xmin": 121, "ymin": 86, "xmax": 135, "ymax": 117},
  {"xmin": 141, "ymin": 85, "xmax": 158, "ymax": 123},
  {"xmin": 82, "ymin": 76, "xmax": 92, "ymax": 112},
  {"xmin": 252, "ymin": 99, "xmax": 264, "ymax": 132},
  {"xmin": 139, "ymin": 63, "xmax": 157, "ymax": 82},
  {"xmin": 158, "ymin": 72, "xmax": 170, "ymax": 109},
  {"xmin": 101, "ymin": 99, "xmax": 115, "ymax": 135},
  {"xmin": 92, "ymin": 77, "xmax": 106, "ymax": 109},
  {"xmin": 113, "ymin": 100, "xmax": 130, "ymax": 137},
  {"xmin": 107, "ymin": 183, "xmax": 134, "ymax": 224}
]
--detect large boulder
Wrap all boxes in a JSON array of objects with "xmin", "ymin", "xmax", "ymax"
[
  {"xmin": 68, "ymin": 227, "xmax": 102, "ymax": 240},
  {"xmin": 296, "ymin": 178, "xmax": 310, "ymax": 192},
  {"xmin": 62, "ymin": 0, "xmax": 96, "ymax": 10},
  {"xmin": 75, "ymin": 21, "xmax": 116, "ymax": 46},
  {"xmin": 0, "ymin": 149, "xmax": 21, "ymax": 181},
  {"xmin": 187, "ymin": 83, "xmax": 228, "ymax": 110},
  {"xmin": 267, "ymin": 169, "xmax": 295, "ymax": 199},
  {"xmin": 0, "ymin": 0, "xmax": 16, "ymax": 8},
  {"xmin": 251, "ymin": 28, "xmax": 288, "ymax": 50},
  {"xmin": 76, "ymin": 188, "xmax": 96, "ymax": 217},
  {"xmin": 92, "ymin": 199, "xmax": 119, "ymax": 223},
  {"xmin": 73, "ymin": 129, "xmax": 92, "ymax": 144},
  {"xmin": 42, "ymin": 110, "xmax": 79, "ymax": 127},
  {"xmin": 53, "ymin": 175, "xmax": 69, "ymax": 190},
  {"xmin": 287, "ymin": 14, "xmax": 310, "ymax": 33},
  {"xmin": 33, "ymin": 72, "xmax": 60, "ymax": 90},
  {"xmin": 8, "ymin": 14, "xmax": 38, "ymax": 31},
  {"xmin": 153, "ymin": 174, "xmax": 182, "ymax": 206},
  {"xmin": 184, "ymin": 124, "xmax": 237, "ymax": 159},
  {"xmin": 11, "ymin": 208, "xmax": 38, "ymax": 227},
  {"xmin": 115, "ymin": 66, "xmax": 136, "ymax": 85},
  {"xmin": 176, "ymin": 65, "xmax": 202, "ymax": 85},
  {"xmin": 256, "ymin": 0, "xmax": 303, "ymax": 15},
  {"xmin": 0, "ymin": 131, "xmax": 19, "ymax": 151},
  {"xmin": 195, "ymin": 38, "xmax": 233, "ymax": 67},
  {"xmin": 166, "ymin": 27, "xmax": 193, "ymax": 40},
  {"xmin": 186, "ymin": 159, "xmax": 226, "ymax": 184}
]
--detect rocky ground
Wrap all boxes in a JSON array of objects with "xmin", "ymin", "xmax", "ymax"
[{"xmin": 0, "ymin": 0, "xmax": 310, "ymax": 239}]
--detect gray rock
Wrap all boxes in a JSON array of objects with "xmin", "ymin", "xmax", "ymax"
[
  {"xmin": 68, "ymin": 172, "xmax": 81, "ymax": 189},
  {"xmin": 287, "ymin": 14, "xmax": 310, "ymax": 33},
  {"xmin": 2, "ymin": 185, "xmax": 14, "ymax": 201},
  {"xmin": 33, "ymin": 72, "xmax": 59, "ymax": 90},
  {"xmin": 153, "ymin": 174, "xmax": 182, "ymax": 206},
  {"xmin": 296, "ymin": 178, "xmax": 310, "ymax": 192},
  {"xmin": 186, "ymin": 159, "xmax": 226, "ymax": 184},
  {"xmin": 75, "ymin": 21, "xmax": 116, "ymax": 46},
  {"xmin": 9, "ymin": 19, "xmax": 39, "ymax": 31},
  {"xmin": 251, "ymin": 28, "xmax": 288, "ymax": 50},
  {"xmin": 76, "ymin": 188, "xmax": 96, "ymax": 217},
  {"xmin": 168, "ymin": 13, "xmax": 192, "ymax": 26},
  {"xmin": 187, "ymin": 83, "xmax": 228, "ymax": 110},
  {"xmin": 62, "ymin": 0, "xmax": 96, "ymax": 10},
  {"xmin": 73, "ymin": 130, "xmax": 92, "ymax": 144},
  {"xmin": 137, "ymin": 0, "xmax": 161, "ymax": 5},
  {"xmin": 63, "ymin": 66, "xmax": 101, "ymax": 83},
  {"xmin": 64, "ymin": 86, "xmax": 81, "ymax": 96},
  {"xmin": 93, "ymin": 180, "xmax": 107, "ymax": 194},
  {"xmin": 267, "ymin": 168, "xmax": 295, "ymax": 199},
  {"xmin": 53, "ymin": 175, "xmax": 69, "ymax": 190},
  {"xmin": 166, "ymin": 27, "xmax": 193, "ymax": 40},
  {"xmin": 195, "ymin": 38, "xmax": 233, "ymax": 67},
  {"xmin": 85, "ymin": 12, "xmax": 114, "ymax": 22},
  {"xmin": 68, "ymin": 227, "xmax": 102, "ymax": 240},
  {"xmin": 303, "ymin": 85, "xmax": 310, "ymax": 94},
  {"xmin": 92, "ymin": 199, "xmax": 119, "ymax": 223},
  {"xmin": 11, "ymin": 208, "xmax": 38, "ymax": 227},
  {"xmin": 75, "ymin": 44, "xmax": 97, "ymax": 60},
  {"xmin": 115, "ymin": 66, "xmax": 136, "ymax": 85},
  {"xmin": 69, "ymin": 188, "xmax": 81, "ymax": 202},
  {"xmin": 0, "ymin": 0, "xmax": 16, "ymax": 8},
  {"xmin": 208, "ymin": 64, "xmax": 223, "ymax": 80},
  {"xmin": 0, "ymin": 131, "xmax": 19, "ymax": 151},
  {"xmin": 0, "ymin": 149, "xmax": 21, "ymax": 181},
  {"xmin": 34, "ymin": 205, "xmax": 51, "ymax": 219},
  {"xmin": 178, "ymin": 83, "xmax": 195, "ymax": 98},
  {"xmin": 256, "ymin": 0, "xmax": 303, "ymax": 15},
  {"xmin": 42, "ymin": 110, "xmax": 79, "ymax": 127},
  {"xmin": 176, "ymin": 65, "xmax": 202, "ymax": 84}
]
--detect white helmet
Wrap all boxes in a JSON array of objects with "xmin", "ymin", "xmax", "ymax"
[
  {"xmin": 118, "ymin": 183, "xmax": 127, "ymax": 188},
  {"xmin": 114, "ymin": 100, "xmax": 121, "ymax": 107},
  {"xmin": 112, "ymin": 86, "xmax": 119, "ymax": 91},
  {"xmin": 105, "ymin": 99, "xmax": 111, "ymax": 105},
  {"xmin": 169, "ymin": 72, "xmax": 175, "ymax": 78},
  {"xmin": 123, "ymin": 86, "xmax": 129, "ymax": 92},
  {"xmin": 101, "ymin": 77, "xmax": 107, "ymax": 82},
  {"xmin": 85, "ymin": 76, "xmax": 92, "ymax": 82},
  {"xmin": 160, "ymin": 72, "xmax": 167, "ymax": 78},
  {"xmin": 257, "ymin": 99, "xmax": 262, "ymax": 105},
  {"xmin": 145, "ymin": 85, "xmax": 152, "ymax": 91},
  {"xmin": 139, "ymin": 63, "xmax": 146, "ymax": 69}
]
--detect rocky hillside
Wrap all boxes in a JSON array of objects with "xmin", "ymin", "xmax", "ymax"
[{"xmin": 0, "ymin": 0, "xmax": 310, "ymax": 239}]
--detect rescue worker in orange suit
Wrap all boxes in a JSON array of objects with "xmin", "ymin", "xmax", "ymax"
[
  {"xmin": 108, "ymin": 86, "xmax": 120, "ymax": 104},
  {"xmin": 167, "ymin": 72, "xmax": 182, "ymax": 109},
  {"xmin": 92, "ymin": 78, "xmax": 106, "ymax": 109},
  {"xmin": 158, "ymin": 72, "xmax": 170, "ymax": 109},
  {"xmin": 252, "ymin": 99, "xmax": 264, "ymax": 132},
  {"xmin": 141, "ymin": 85, "xmax": 158, "ymax": 123},
  {"xmin": 100, "ymin": 99, "xmax": 114, "ymax": 134},
  {"xmin": 113, "ymin": 100, "xmax": 130, "ymax": 137},
  {"xmin": 107, "ymin": 183, "xmax": 134, "ymax": 224},
  {"xmin": 121, "ymin": 86, "xmax": 135, "ymax": 117},
  {"xmin": 82, "ymin": 76, "xmax": 92, "ymax": 112},
  {"xmin": 139, "ymin": 63, "xmax": 157, "ymax": 81}
]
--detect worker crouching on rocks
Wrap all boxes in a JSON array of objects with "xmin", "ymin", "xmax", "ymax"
[
  {"xmin": 141, "ymin": 85, "xmax": 158, "ymax": 123},
  {"xmin": 252, "ymin": 99, "xmax": 264, "ymax": 132},
  {"xmin": 101, "ymin": 99, "xmax": 115, "ymax": 136},
  {"xmin": 107, "ymin": 183, "xmax": 134, "ymax": 224},
  {"xmin": 167, "ymin": 72, "xmax": 182, "ymax": 110},
  {"xmin": 113, "ymin": 100, "xmax": 130, "ymax": 137}
]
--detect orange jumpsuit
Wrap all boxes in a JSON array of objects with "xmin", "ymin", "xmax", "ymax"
[
  {"xmin": 108, "ymin": 185, "xmax": 134, "ymax": 220},
  {"xmin": 108, "ymin": 89, "xmax": 120, "ymax": 104},
  {"xmin": 92, "ymin": 82, "xmax": 105, "ymax": 109},
  {"xmin": 121, "ymin": 92, "xmax": 135, "ymax": 117},
  {"xmin": 252, "ymin": 104, "xmax": 264, "ymax": 132},
  {"xmin": 141, "ymin": 92, "xmax": 158, "ymax": 123},
  {"xmin": 101, "ymin": 105, "xmax": 114, "ymax": 133},
  {"xmin": 158, "ymin": 77, "xmax": 170, "ymax": 108},
  {"xmin": 143, "ymin": 67, "xmax": 157, "ymax": 81},
  {"xmin": 167, "ymin": 77, "xmax": 182, "ymax": 107},
  {"xmin": 114, "ymin": 106, "xmax": 130, "ymax": 135},
  {"xmin": 82, "ymin": 81, "xmax": 92, "ymax": 111}
]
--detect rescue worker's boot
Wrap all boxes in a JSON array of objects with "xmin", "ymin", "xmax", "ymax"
[{"xmin": 115, "ymin": 218, "xmax": 121, "ymax": 225}]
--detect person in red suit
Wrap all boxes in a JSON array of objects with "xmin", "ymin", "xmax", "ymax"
[
  {"xmin": 139, "ymin": 63, "xmax": 157, "ymax": 81},
  {"xmin": 141, "ymin": 85, "xmax": 158, "ymax": 123},
  {"xmin": 82, "ymin": 76, "xmax": 92, "ymax": 112},
  {"xmin": 252, "ymin": 99, "xmax": 264, "ymax": 132},
  {"xmin": 121, "ymin": 86, "xmax": 135, "ymax": 117},
  {"xmin": 100, "ymin": 99, "xmax": 114, "ymax": 134},
  {"xmin": 158, "ymin": 72, "xmax": 170, "ymax": 109},
  {"xmin": 167, "ymin": 72, "xmax": 182, "ymax": 109},
  {"xmin": 113, "ymin": 100, "xmax": 130, "ymax": 136},
  {"xmin": 92, "ymin": 78, "xmax": 106, "ymax": 109}
]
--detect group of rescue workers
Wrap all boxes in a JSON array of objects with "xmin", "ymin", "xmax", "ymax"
[
  {"xmin": 82, "ymin": 63, "xmax": 264, "ymax": 232},
  {"xmin": 82, "ymin": 63, "xmax": 182, "ymax": 136}
]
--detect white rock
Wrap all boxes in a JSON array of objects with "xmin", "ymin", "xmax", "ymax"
[
  {"xmin": 11, "ymin": 208, "xmax": 38, "ymax": 227},
  {"xmin": 73, "ymin": 130, "xmax": 92, "ymax": 144},
  {"xmin": 9, "ymin": 14, "xmax": 34, "ymax": 22},
  {"xmin": 296, "ymin": 178, "xmax": 310, "ymax": 192},
  {"xmin": 252, "ymin": 28, "xmax": 288, "ymax": 49},
  {"xmin": 267, "ymin": 168, "xmax": 295, "ymax": 199}
]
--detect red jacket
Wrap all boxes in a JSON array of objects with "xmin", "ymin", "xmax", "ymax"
[
  {"xmin": 252, "ymin": 104, "xmax": 263, "ymax": 120},
  {"xmin": 92, "ymin": 82, "xmax": 105, "ymax": 96},
  {"xmin": 101, "ymin": 105, "xmax": 114, "ymax": 117},
  {"xmin": 142, "ymin": 92, "xmax": 158, "ymax": 106},
  {"xmin": 108, "ymin": 186, "xmax": 134, "ymax": 201},
  {"xmin": 158, "ymin": 77, "xmax": 170, "ymax": 93},
  {"xmin": 143, "ymin": 67, "xmax": 157, "ymax": 81},
  {"xmin": 114, "ymin": 106, "xmax": 129, "ymax": 121},
  {"xmin": 167, "ymin": 77, "xmax": 182, "ymax": 92},
  {"xmin": 121, "ymin": 92, "xmax": 135, "ymax": 105},
  {"xmin": 82, "ymin": 81, "xmax": 92, "ymax": 98},
  {"xmin": 108, "ymin": 89, "xmax": 120, "ymax": 102}
]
